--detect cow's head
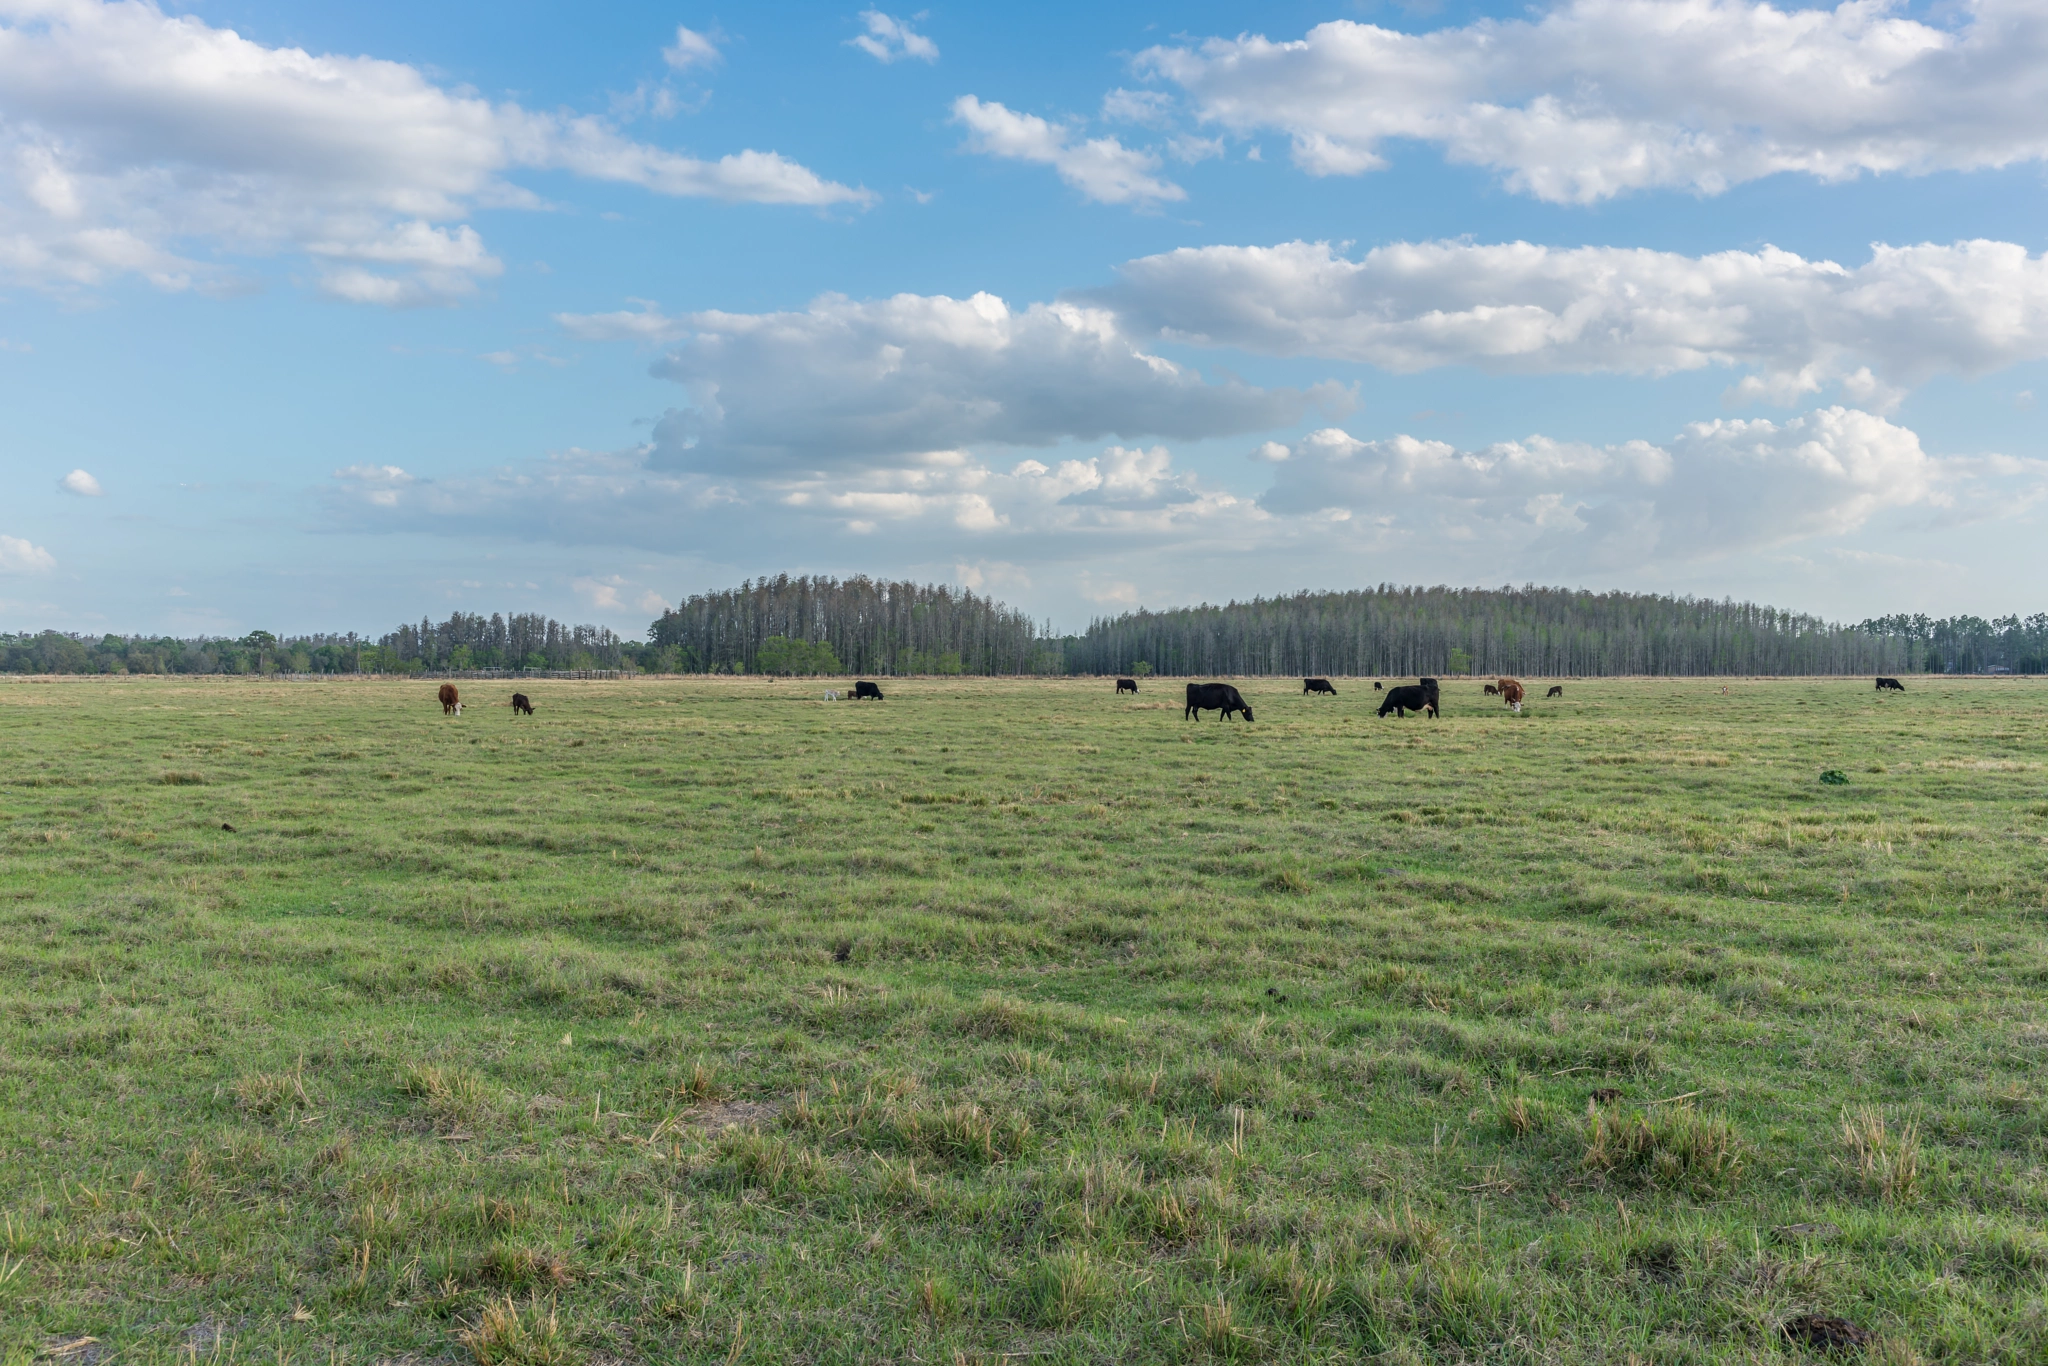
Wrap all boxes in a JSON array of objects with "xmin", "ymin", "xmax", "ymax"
[{"xmin": 1240, "ymin": 705, "xmax": 1255, "ymax": 723}]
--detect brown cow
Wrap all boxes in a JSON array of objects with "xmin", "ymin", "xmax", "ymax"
[
  {"xmin": 1497, "ymin": 678, "xmax": 1525, "ymax": 713},
  {"xmin": 438, "ymin": 682, "xmax": 461, "ymax": 716}
]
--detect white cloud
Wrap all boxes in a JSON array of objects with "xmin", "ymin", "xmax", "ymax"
[
  {"xmin": 59, "ymin": 468, "xmax": 101, "ymax": 496},
  {"xmin": 573, "ymin": 575, "xmax": 626, "ymax": 611},
  {"xmin": 555, "ymin": 302, "xmax": 689, "ymax": 345},
  {"xmin": 850, "ymin": 11, "xmax": 938, "ymax": 64},
  {"xmin": 662, "ymin": 25, "xmax": 721, "ymax": 72},
  {"xmin": 0, "ymin": 0, "xmax": 868, "ymax": 302},
  {"xmin": 1104, "ymin": 238, "xmax": 2048, "ymax": 402},
  {"xmin": 1102, "ymin": 88, "xmax": 1173, "ymax": 126},
  {"xmin": 322, "ymin": 434, "xmax": 1256, "ymax": 564},
  {"xmin": 951, "ymin": 96, "xmax": 1184, "ymax": 206},
  {"xmin": 0, "ymin": 533, "xmax": 56, "ymax": 572},
  {"xmin": 334, "ymin": 463, "xmax": 417, "ymax": 508},
  {"xmin": 630, "ymin": 288, "xmax": 1344, "ymax": 473},
  {"xmin": 1260, "ymin": 407, "xmax": 1958, "ymax": 566},
  {"xmin": 1136, "ymin": 0, "xmax": 2048, "ymax": 202}
]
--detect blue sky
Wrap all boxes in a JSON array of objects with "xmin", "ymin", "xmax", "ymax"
[{"xmin": 2, "ymin": 0, "xmax": 2044, "ymax": 638}]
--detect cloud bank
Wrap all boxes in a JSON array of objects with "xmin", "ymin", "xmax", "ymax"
[
  {"xmin": 0, "ymin": 0, "xmax": 868, "ymax": 302},
  {"xmin": 1260, "ymin": 406, "xmax": 1962, "ymax": 569},
  {"xmin": 1104, "ymin": 238, "xmax": 2048, "ymax": 404},
  {"xmin": 1137, "ymin": 0, "xmax": 2048, "ymax": 202},
  {"xmin": 556, "ymin": 288, "xmax": 1346, "ymax": 473}
]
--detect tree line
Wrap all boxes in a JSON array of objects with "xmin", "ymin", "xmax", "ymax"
[
  {"xmin": 5, "ymin": 582, "xmax": 2041, "ymax": 677},
  {"xmin": 645, "ymin": 574, "xmax": 1056, "ymax": 675},
  {"xmin": 1853, "ymin": 612, "xmax": 2048, "ymax": 676},
  {"xmin": 0, "ymin": 611, "xmax": 627, "ymax": 676},
  {"xmin": 1063, "ymin": 586, "xmax": 1944, "ymax": 677}
]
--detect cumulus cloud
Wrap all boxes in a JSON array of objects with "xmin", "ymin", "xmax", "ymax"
[
  {"xmin": 1136, "ymin": 0, "xmax": 2048, "ymax": 202},
  {"xmin": 611, "ymin": 288, "xmax": 1343, "ymax": 473},
  {"xmin": 951, "ymin": 96, "xmax": 1184, "ymax": 205},
  {"xmin": 59, "ymin": 468, "xmax": 101, "ymax": 496},
  {"xmin": 850, "ymin": 11, "xmax": 938, "ymax": 63},
  {"xmin": 1260, "ymin": 407, "xmax": 1960, "ymax": 566},
  {"xmin": 0, "ymin": 0, "xmax": 869, "ymax": 302},
  {"xmin": 1104, "ymin": 238, "xmax": 2048, "ymax": 403},
  {"xmin": 0, "ymin": 532, "xmax": 56, "ymax": 572}
]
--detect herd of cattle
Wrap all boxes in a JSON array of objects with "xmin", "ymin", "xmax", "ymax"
[
  {"xmin": 1174, "ymin": 674, "xmax": 1559, "ymax": 721},
  {"xmin": 432, "ymin": 674, "xmax": 1911, "ymax": 720}
]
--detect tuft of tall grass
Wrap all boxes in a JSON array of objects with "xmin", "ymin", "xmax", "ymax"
[
  {"xmin": 400, "ymin": 1063, "xmax": 491, "ymax": 1126},
  {"xmin": 232, "ymin": 1061, "xmax": 310, "ymax": 1116},
  {"xmin": 1840, "ymin": 1105, "xmax": 1922, "ymax": 1203},
  {"xmin": 1580, "ymin": 1101, "xmax": 1744, "ymax": 1193},
  {"xmin": 1023, "ymin": 1248, "xmax": 1112, "ymax": 1326},
  {"xmin": 1186, "ymin": 1295, "xmax": 1264, "ymax": 1359},
  {"xmin": 458, "ymin": 1294, "xmax": 578, "ymax": 1365}
]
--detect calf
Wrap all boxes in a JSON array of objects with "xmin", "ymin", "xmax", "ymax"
[
  {"xmin": 1483, "ymin": 684, "xmax": 1498, "ymax": 696},
  {"xmin": 1372, "ymin": 681, "xmax": 1382, "ymax": 690},
  {"xmin": 1377, "ymin": 678, "xmax": 1439, "ymax": 718},
  {"xmin": 853, "ymin": 680, "xmax": 885, "ymax": 700},
  {"xmin": 1303, "ymin": 677, "xmax": 1337, "ymax": 696},
  {"xmin": 1185, "ymin": 682, "xmax": 1254, "ymax": 722},
  {"xmin": 1546, "ymin": 685, "xmax": 1563, "ymax": 698},
  {"xmin": 511, "ymin": 693, "xmax": 535, "ymax": 715},
  {"xmin": 438, "ymin": 682, "xmax": 461, "ymax": 716},
  {"xmin": 1875, "ymin": 677, "xmax": 1906, "ymax": 692},
  {"xmin": 1116, "ymin": 677, "xmax": 1138, "ymax": 694}
]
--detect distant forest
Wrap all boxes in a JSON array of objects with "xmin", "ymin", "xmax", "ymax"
[
  {"xmin": 4, "ymin": 580, "xmax": 2045, "ymax": 677},
  {"xmin": 645, "ymin": 575, "xmax": 1053, "ymax": 676},
  {"xmin": 1068, "ymin": 588, "xmax": 2048, "ymax": 678}
]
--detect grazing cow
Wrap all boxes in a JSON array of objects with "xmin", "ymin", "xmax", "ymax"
[
  {"xmin": 1185, "ymin": 682, "xmax": 1254, "ymax": 722},
  {"xmin": 1483, "ymin": 684, "xmax": 1498, "ymax": 696},
  {"xmin": 511, "ymin": 693, "xmax": 535, "ymax": 715},
  {"xmin": 1500, "ymin": 680, "xmax": 1525, "ymax": 713},
  {"xmin": 853, "ymin": 680, "xmax": 885, "ymax": 701},
  {"xmin": 1303, "ymin": 677, "xmax": 1337, "ymax": 696},
  {"xmin": 438, "ymin": 683, "xmax": 461, "ymax": 716},
  {"xmin": 1546, "ymin": 685, "xmax": 1564, "ymax": 698},
  {"xmin": 1116, "ymin": 677, "xmax": 1139, "ymax": 694},
  {"xmin": 1378, "ymin": 678, "xmax": 1439, "ymax": 718},
  {"xmin": 1875, "ymin": 677, "xmax": 1906, "ymax": 692},
  {"xmin": 1372, "ymin": 681, "xmax": 1382, "ymax": 690}
]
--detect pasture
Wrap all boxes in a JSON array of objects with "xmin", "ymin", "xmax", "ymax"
[{"xmin": 1, "ymin": 675, "xmax": 2045, "ymax": 1364}]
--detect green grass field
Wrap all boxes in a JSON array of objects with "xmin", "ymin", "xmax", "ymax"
[{"xmin": 3, "ymin": 674, "xmax": 2046, "ymax": 1364}]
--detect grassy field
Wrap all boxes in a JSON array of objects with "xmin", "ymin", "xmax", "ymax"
[{"xmin": 2, "ymin": 673, "xmax": 2046, "ymax": 1364}]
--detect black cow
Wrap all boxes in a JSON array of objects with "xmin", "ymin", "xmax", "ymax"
[
  {"xmin": 1185, "ymin": 682, "xmax": 1254, "ymax": 722},
  {"xmin": 511, "ymin": 693, "xmax": 535, "ymax": 715},
  {"xmin": 1483, "ymin": 684, "xmax": 1498, "ymax": 696},
  {"xmin": 1546, "ymin": 685, "xmax": 1563, "ymax": 698},
  {"xmin": 1373, "ymin": 681, "xmax": 1383, "ymax": 690},
  {"xmin": 1303, "ymin": 677, "xmax": 1337, "ymax": 696},
  {"xmin": 854, "ymin": 680, "xmax": 885, "ymax": 700},
  {"xmin": 1116, "ymin": 677, "xmax": 1138, "ymax": 694},
  {"xmin": 1377, "ymin": 677, "xmax": 1439, "ymax": 719},
  {"xmin": 1875, "ymin": 677, "xmax": 1906, "ymax": 692}
]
